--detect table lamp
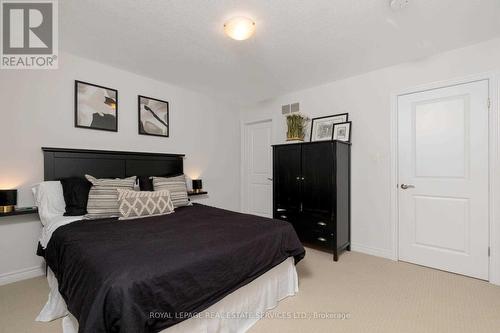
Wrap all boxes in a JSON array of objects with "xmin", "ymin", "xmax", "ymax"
[
  {"xmin": 192, "ymin": 179, "xmax": 203, "ymax": 193},
  {"xmin": 0, "ymin": 189, "xmax": 17, "ymax": 213}
]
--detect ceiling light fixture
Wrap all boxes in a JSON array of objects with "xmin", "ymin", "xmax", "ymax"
[
  {"xmin": 390, "ymin": 0, "xmax": 410, "ymax": 10},
  {"xmin": 224, "ymin": 17, "xmax": 256, "ymax": 41}
]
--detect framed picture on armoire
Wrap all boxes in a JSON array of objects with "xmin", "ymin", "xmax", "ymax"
[
  {"xmin": 333, "ymin": 121, "xmax": 352, "ymax": 142},
  {"xmin": 310, "ymin": 113, "xmax": 348, "ymax": 142}
]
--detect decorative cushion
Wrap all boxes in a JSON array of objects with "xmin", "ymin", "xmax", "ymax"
[
  {"xmin": 137, "ymin": 176, "xmax": 154, "ymax": 191},
  {"xmin": 138, "ymin": 174, "xmax": 184, "ymax": 191},
  {"xmin": 60, "ymin": 177, "xmax": 92, "ymax": 216},
  {"xmin": 117, "ymin": 189, "xmax": 174, "ymax": 219},
  {"xmin": 152, "ymin": 175, "xmax": 190, "ymax": 208},
  {"xmin": 85, "ymin": 175, "xmax": 136, "ymax": 219}
]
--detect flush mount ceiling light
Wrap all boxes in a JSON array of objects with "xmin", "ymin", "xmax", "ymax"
[
  {"xmin": 390, "ymin": 0, "xmax": 410, "ymax": 10},
  {"xmin": 224, "ymin": 17, "xmax": 256, "ymax": 41}
]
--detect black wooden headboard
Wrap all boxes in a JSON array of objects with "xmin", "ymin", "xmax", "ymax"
[{"xmin": 42, "ymin": 147, "xmax": 184, "ymax": 181}]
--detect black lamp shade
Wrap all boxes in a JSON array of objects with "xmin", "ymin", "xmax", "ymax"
[
  {"xmin": 0, "ymin": 189, "xmax": 17, "ymax": 206},
  {"xmin": 192, "ymin": 179, "xmax": 203, "ymax": 191}
]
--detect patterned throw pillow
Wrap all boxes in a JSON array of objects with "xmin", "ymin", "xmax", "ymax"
[
  {"xmin": 152, "ymin": 175, "xmax": 190, "ymax": 208},
  {"xmin": 117, "ymin": 189, "xmax": 174, "ymax": 220},
  {"xmin": 85, "ymin": 175, "xmax": 136, "ymax": 219}
]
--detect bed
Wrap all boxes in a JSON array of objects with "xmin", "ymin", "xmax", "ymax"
[{"xmin": 36, "ymin": 147, "xmax": 305, "ymax": 333}]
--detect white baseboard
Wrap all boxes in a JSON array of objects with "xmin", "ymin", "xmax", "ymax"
[
  {"xmin": 350, "ymin": 243, "xmax": 395, "ymax": 260},
  {"xmin": 0, "ymin": 265, "xmax": 44, "ymax": 286}
]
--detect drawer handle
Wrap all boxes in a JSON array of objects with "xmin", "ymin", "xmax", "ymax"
[
  {"xmin": 317, "ymin": 237, "xmax": 327, "ymax": 242},
  {"xmin": 317, "ymin": 222, "xmax": 327, "ymax": 226},
  {"xmin": 280, "ymin": 215, "xmax": 288, "ymax": 219},
  {"xmin": 276, "ymin": 208, "xmax": 286, "ymax": 212}
]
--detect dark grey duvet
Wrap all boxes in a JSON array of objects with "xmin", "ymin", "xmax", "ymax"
[{"xmin": 44, "ymin": 204, "xmax": 305, "ymax": 333}]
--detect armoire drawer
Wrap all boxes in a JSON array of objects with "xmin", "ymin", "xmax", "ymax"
[
  {"xmin": 300, "ymin": 214, "xmax": 332, "ymax": 231},
  {"xmin": 301, "ymin": 228, "xmax": 334, "ymax": 248},
  {"xmin": 274, "ymin": 209, "xmax": 299, "ymax": 222}
]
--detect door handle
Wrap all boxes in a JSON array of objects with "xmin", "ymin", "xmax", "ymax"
[
  {"xmin": 400, "ymin": 184, "xmax": 415, "ymax": 190},
  {"xmin": 267, "ymin": 177, "xmax": 273, "ymax": 181}
]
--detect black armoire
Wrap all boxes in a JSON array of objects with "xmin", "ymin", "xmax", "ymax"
[{"xmin": 272, "ymin": 140, "xmax": 351, "ymax": 261}]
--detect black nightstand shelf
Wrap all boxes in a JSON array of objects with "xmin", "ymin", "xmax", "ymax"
[
  {"xmin": 187, "ymin": 191, "xmax": 208, "ymax": 196},
  {"xmin": 0, "ymin": 207, "xmax": 38, "ymax": 218}
]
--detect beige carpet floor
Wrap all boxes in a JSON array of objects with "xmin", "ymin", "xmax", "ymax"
[{"xmin": 1, "ymin": 248, "xmax": 500, "ymax": 333}]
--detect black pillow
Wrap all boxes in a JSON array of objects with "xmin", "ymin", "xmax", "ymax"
[
  {"xmin": 60, "ymin": 177, "xmax": 92, "ymax": 216},
  {"xmin": 138, "ymin": 176, "xmax": 154, "ymax": 191},
  {"xmin": 138, "ymin": 174, "xmax": 184, "ymax": 191}
]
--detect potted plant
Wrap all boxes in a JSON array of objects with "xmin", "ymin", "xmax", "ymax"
[{"xmin": 286, "ymin": 113, "xmax": 308, "ymax": 141}]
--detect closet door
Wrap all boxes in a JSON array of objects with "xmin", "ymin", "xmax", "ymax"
[
  {"xmin": 301, "ymin": 142, "xmax": 333, "ymax": 217},
  {"xmin": 273, "ymin": 145, "xmax": 301, "ymax": 216}
]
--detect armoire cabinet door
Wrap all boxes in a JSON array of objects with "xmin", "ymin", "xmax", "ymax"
[
  {"xmin": 273, "ymin": 145, "xmax": 301, "ymax": 213},
  {"xmin": 301, "ymin": 142, "xmax": 333, "ymax": 216}
]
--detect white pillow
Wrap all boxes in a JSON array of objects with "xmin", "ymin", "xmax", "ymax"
[{"xmin": 32, "ymin": 181, "xmax": 66, "ymax": 226}]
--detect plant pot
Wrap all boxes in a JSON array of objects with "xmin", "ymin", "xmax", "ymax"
[{"xmin": 286, "ymin": 113, "xmax": 308, "ymax": 142}]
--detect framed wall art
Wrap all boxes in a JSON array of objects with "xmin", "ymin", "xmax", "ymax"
[
  {"xmin": 138, "ymin": 95, "xmax": 169, "ymax": 137},
  {"xmin": 75, "ymin": 80, "xmax": 118, "ymax": 132}
]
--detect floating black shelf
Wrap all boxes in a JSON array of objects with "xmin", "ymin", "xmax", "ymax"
[
  {"xmin": 0, "ymin": 207, "xmax": 38, "ymax": 218},
  {"xmin": 187, "ymin": 191, "xmax": 208, "ymax": 196}
]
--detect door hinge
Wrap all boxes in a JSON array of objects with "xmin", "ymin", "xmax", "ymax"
[
  {"xmin": 488, "ymin": 247, "xmax": 491, "ymax": 257},
  {"xmin": 488, "ymin": 98, "xmax": 491, "ymax": 110}
]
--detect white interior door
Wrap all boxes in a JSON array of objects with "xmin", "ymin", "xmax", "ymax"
[
  {"xmin": 243, "ymin": 120, "xmax": 272, "ymax": 217},
  {"xmin": 398, "ymin": 80, "xmax": 489, "ymax": 280}
]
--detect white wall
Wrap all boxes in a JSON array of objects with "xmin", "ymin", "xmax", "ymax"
[
  {"xmin": 0, "ymin": 52, "xmax": 241, "ymax": 285},
  {"xmin": 241, "ymin": 38, "xmax": 500, "ymax": 259}
]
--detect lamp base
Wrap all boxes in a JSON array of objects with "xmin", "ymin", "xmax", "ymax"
[{"xmin": 0, "ymin": 205, "xmax": 15, "ymax": 213}]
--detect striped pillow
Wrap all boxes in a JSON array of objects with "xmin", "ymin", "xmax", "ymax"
[
  {"xmin": 85, "ymin": 175, "xmax": 136, "ymax": 219},
  {"xmin": 117, "ymin": 189, "xmax": 174, "ymax": 220},
  {"xmin": 152, "ymin": 175, "xmax": 190, "ymax": 208}
]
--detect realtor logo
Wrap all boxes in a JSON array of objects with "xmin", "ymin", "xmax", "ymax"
[{"xmin": 1, "ymin": 0, "xmax": 58, "ymax": 69}]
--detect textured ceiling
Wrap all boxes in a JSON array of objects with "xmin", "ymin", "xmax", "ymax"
[{"xmin": 60, "ymin": 0, "xmax": 500, "ymax": 105}]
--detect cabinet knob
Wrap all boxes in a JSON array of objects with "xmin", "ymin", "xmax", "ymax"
[
  {"xmin": 317, "ymin": 237, "xmax": 327, "ymax": 242},
  {"xmin": 317, "ymin": 222, "xmax": 327, "ymax": 226},
  {"xmin": 296, "ymin": 176, "xmax": 300, "ymax": 180},
  {"xmin": 280, "ymin": 215, "xmax": 288, "ymax": 219}
]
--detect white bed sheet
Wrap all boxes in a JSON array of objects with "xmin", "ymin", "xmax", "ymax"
[
  {"xmin": 36, "ymin": 215, "xmax": 83, "ymax": 322},
  {"xmin": 39, "ymin": 215, "xmax": 84, "ymax": 248},
  {"xmin": 38, "ymin": 257, "xmax": 298, "ymax": 333}
]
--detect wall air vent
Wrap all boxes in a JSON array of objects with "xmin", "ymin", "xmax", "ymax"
[{"xmin": 282, "ymin": 104, "xmax": 291, "ymax": 115}]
